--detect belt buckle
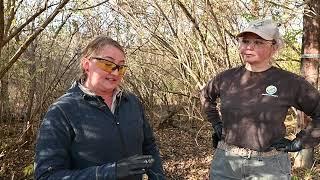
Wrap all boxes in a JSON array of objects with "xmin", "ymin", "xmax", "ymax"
[{"xmin": 243, "ymin": 149, "xmax": 252, "ymax": 159}]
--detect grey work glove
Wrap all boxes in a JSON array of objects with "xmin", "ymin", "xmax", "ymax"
[
  {"xmin": 271, "ymin": 138, "xmax": 303, "ymax": 152},
  {"xmin": 212, "ymin": 121, "xmax": 223, "ymax": 148},
  {"xmin": 116, "ymin": 155, "xmax": 154, "ymax": 179}
]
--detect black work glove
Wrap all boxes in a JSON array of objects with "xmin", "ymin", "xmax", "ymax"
[
  {"xmin": 212, "ymin": 121, "xmax": 223, "ymax": 148},
  {"xmin": 271, "ymin": 138, "xmax": 303, "ymax": 152},
  {"xmin": 116, "ymin": 155, "xmax": 154, "ymax": 179}
]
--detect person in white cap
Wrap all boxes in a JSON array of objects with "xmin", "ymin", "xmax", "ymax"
[{"xmin": 200, "ymin": 19, "xmax": 320, "ymax": 179}]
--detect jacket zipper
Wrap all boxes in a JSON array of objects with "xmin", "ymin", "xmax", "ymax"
[
  {"xmin": 96, "ymin": 94, "xmax": 129, "ymax": 157},
  {"xmin": 113, "ymin": 94, "xmax": 129, "ymax": 157}
]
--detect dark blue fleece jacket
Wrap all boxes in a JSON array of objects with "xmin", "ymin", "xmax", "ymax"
[{"xmin": 35, "ymin": 82, "xmax": 165, "ymax": 180}]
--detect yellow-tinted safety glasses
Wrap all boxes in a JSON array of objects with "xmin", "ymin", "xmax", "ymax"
[{"xmin": 91, "ymin": 57, "xmax": 127, "ymax": 76}]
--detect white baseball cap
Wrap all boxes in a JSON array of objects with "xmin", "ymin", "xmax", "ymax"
[{"xmin": 237, "ymin": 19, "xmax": 284, "ymax": 47}]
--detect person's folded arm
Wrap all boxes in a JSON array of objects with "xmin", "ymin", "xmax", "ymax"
[
  {"xmin": 293, "ymin": 77, "xmax": 320, "ymax": 148},
  {"xmin": 200, "ymin": 75, "xmax": 222, "ymax": 126}
]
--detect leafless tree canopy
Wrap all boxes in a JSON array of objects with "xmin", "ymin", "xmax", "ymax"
[{"xmin": 0, "ymin": 0, "xmax": 319, "ymax": 178}]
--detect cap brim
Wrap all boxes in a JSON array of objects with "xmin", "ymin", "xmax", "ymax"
[{"xmin": 236, "ymin": 31, "xmax": 273, "ymax": 41}]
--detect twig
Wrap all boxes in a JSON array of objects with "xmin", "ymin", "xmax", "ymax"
[
  {"xmin": 195, "ymin": 123, "xmax": 210, "ymax": 146},
  {"xmin": 11, "ymin": 172, "xmax": 15, "ymax": 180},
  {"xmin": 69, "ymin": 0, "xmax": 109, "ymax": 11},
  {"xmin": 0, "ymin": 151, "xmax": 4, "ymax": 158}
]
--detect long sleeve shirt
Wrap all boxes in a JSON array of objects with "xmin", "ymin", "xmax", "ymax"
[{"xmin": 200, "ymin": 66, "xmax": 320, "ymax": 151}]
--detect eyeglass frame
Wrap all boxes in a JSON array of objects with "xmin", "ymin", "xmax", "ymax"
[
  {"xmin": 89, "ymin": 56, "xmax": 127, "ymax": 75},
  {"xmin": 237, "ymin": 37, "xmax": 276, "ymax": 49}
]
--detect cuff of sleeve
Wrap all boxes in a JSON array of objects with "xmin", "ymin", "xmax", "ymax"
[
  {"xmin": 96, "ymin": 163, "xmax": 116, "ymax": 180},
  {"xmin": 212, "ymin": 121, "xmax": 223, "ymax": 128}
]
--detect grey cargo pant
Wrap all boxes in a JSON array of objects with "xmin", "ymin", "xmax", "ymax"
[{"xmin": 209, "ymin": 148, "xmax": 291, "ymax": 180}]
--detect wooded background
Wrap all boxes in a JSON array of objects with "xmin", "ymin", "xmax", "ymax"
[{"xmin": 0, "ymin": 0, "xmax": 319, "ymax": 179}]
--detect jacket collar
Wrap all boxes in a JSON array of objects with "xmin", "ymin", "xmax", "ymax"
[{"xmin": 67, "ymin": 81, "xmax": 127, "ymax": 112}]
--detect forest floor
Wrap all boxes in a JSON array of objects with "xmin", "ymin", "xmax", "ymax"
[{"xmin": 0, "ymin": 121, "xmax": 319, "ymax": 180}]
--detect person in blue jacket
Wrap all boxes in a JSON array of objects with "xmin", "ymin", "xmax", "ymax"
[{"xmin": 34, "ymin": 36, "xmax": 165, "ymax": 180}]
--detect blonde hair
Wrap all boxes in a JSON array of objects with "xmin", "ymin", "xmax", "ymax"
[{"xmin": 79, "ymin": 36, "xmax": 125, "ymax": 82}]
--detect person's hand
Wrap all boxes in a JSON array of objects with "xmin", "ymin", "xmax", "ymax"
[
  {"xmin": 212, "ymin": 121, "xmax": 223, "ymax": 148},
  {"xmin": 271, "ymin": 138, "xmax": 303, "ymax": 152},
  {"xmin": 212, "ymin": 132, "xmax": 220, "ymax": 148},
  {"xmin": 213, "ymin": 121, "xmax": 223, "ymax": 140},
  {"xmin": 116, "ymin": 155, "xmax": 154, "ymax": 179}
]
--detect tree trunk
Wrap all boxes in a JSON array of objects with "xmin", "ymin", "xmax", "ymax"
[
  {"xmin": 294, "ymin": 0, "xmax": 320, "ymax": 168},
  {"xmin": 25, "ymin": 42, "xmax": 37, "ymax": 122},
  {"xmin": 0, "ymin": 0, "xmax": 71, "ymax": 80},
  {"xmin": 0, "ymin": 73, "xmax": 10, "ymax": 122}
]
